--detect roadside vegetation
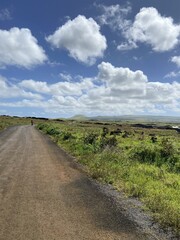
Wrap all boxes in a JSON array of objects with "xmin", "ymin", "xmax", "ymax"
[
  {"xmin": 0, "ymin": 115, "xmax": 28, "ymax": 131},
  {"xmin": 37, "ymin": 120, "xmax": 180, "ymax": 235},
  {"xmin": 0, "ymin": 115, "xmax": 46, "ymax": 131}
]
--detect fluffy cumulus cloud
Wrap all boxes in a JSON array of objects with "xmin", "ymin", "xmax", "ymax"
[
  {"xmin": 118, "ymin": 7, "xmax": 180, "ymax": 52},
  {"xmin": 0, "ymin": 76, "xmax": 43, "ymax": 100},
  {"xmin": 46, "ymin": 15, "xmax": 107, "ymax": 65},
  {"xmin": 0, "ymin": 62, "xmax": 180, "ymax": 116},
  {"xmin": 82, "ymin": 63, "xmax": 180, "ymax": 115},
  {"xmin": 97, "ymin": 62, "xmax": 147, "ymax": 97},
  {"xmin": 0, "ymin": 27, "xmax": 47, "ymax": 68},
  {"xmin": 19, "ymin": 77, "xmax": 94, "ymax": 97},
  {"xmin": 145, "ymin": 82, "xmax": 178, "ymax": 104}
]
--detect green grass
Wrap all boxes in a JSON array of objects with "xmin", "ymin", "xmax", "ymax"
[
  {"xmin": 0, "ymin": 116, "xmax": 23, "ymax": 131},
  {"xmin": 0, "ymin": 115, "xmax": 50, "ymax": 131},
  {"xmin": 37, "ymin": 121, "xmax": 180, "ymax": 235}
]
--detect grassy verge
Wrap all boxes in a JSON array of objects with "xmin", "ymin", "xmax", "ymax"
[
  {"xmin": 0, "ymin": 116, "xmax": 31, "ymax": 131},
  {"xmin": 0, "ymin": 115, "xmax": 49, "ymax": 131},
  {"xmin": 37, "ymin": 122, "xmax": 180, "ymax": 235}
]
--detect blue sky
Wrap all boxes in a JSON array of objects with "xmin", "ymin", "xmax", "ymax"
[{"xmin": 0, "ymin": 0, "xmax": 180, "ymax": 118}]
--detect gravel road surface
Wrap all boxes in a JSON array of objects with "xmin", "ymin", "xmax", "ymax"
[{"xmin": 0, "ymin": 126, "xmax": 159, "ymax": 240}]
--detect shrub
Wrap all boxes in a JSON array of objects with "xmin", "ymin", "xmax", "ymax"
[
  {"xmin": 62, "ymin": 131, "xmax": 73, "ymax": 140},
  {"xmin": 99, "ymin": 136, "xmax": 117, "ymax": 149},
  {"xmin": 132, "ymin": 145, "xmax": 160, "ymax": 164},
  {"xmin": 37, "ymin": 123, "xmax": 47, "ymax": 130},
  {"xmin": 83, "ymin": 133, "xmax": 98, "ymax": 145},
  {"xmin": 160, "ymin": 138, "xmax": 175, "ymax": 159},
  {"xmin": 131, "ymin": 141, "xmax": 180, "ymax": 173},
  {"xmin": 102, "ymin": 127, "xmax": 109, "ymax": 137},
  {"xmin": 46, "ymin": 127, "xmax": 60, "ymax": 135}
]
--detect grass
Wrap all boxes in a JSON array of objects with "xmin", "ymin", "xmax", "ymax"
[
  {"xmin": 0, "ymin": 116, "xmax": 28, "ymax": 131},
  {"xmin": 36, "ymin": 121, "xmax": 180, "ymax": 235},
  {"xmin": 0, "ymin": 115, "xmax": 49, "ymax": 131}
]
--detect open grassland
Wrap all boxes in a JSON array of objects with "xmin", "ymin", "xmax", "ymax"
[
  {"xmin": 0, "ymin": 116, "xmax": 30, "ymax": 131},
  {"xmin": 0, "ymin": 115, "xmax": 49, "ymax": 131},
  {"xmin": 37, "ymin": 120, "xmax": 180, "ymax": 235}
]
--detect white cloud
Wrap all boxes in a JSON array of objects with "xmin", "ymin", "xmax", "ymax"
[
  {"xmin": 117, "ymin": 41, "xmax": 137, "ymax": 51},
  {"xmin": 118, "ymin": 7, "xmax": 180, "ymax": 52},
  {"xmin": 145, "ymin": 82, "xmax": 177, "ymax": 104},
  {"xmin": 19, "ymin": 77, "xmax": 94, "ymax": 97},
  {"xmin": 97, "ymin": 5, "xmax": 180, "ymax": 52},
  {"xmin": 164, "ymin": 70, "xmax": 180, "ymax": 78},
  {"xmin": 79, "ymin": 63, "xmax": 180, "ymax": 115},
  {"xmin": 19, "ymin": 80, "xmax": 50, "ymax": 94},
  {"xmin": 171, "ymin": 56, "xmax": 180, "ymax": 67},
  {"xmin": 97, "ymin": 61, "xmax": 147, "ymax": 97},
  {"xmin": 0, "ymin": 27, "xmax": 47, "ymax": 68},
  {"xmin": 0, "ymin": 76, "xmax": 43, "ymax": 99},
  {"xmin": 97, "ymin": 3, "xmax": 132, "ymax": 32},
  {"xmin": 46, "ymin": 15, "xmax": 107, "ymax": 65},
  {"xmin": 47, "ymin": 60, "xmax": 64, "ymax": 67},
  {"xmin": 59, "ymin": 73, "xmax": 72, "ymax": 82},
  {"xmin": 1, "ymin": 63, "xmax": 180, "ymax": 116}
]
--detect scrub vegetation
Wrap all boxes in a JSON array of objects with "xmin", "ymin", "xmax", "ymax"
[
  {"xmin": 37, "ymin": 120, "xmax": 180, "ymax": 235},
  {"xmin": 0, "ymin": 115, "xmax": 29, "ymax": 131},
  {"xmin": 0, "ymin": 115, "xmax": 47, "ymax": 131}
]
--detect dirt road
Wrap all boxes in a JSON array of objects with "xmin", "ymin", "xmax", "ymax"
[{"xmin": 0, "ymin": 126, "xmax": 156, "ymax": 240}]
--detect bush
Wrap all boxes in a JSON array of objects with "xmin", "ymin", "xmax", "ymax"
[
  {"xmin": 37, "ymin": 123, "xmax": 47, "ymax": 130},
  {"xmin": 132, "ymin": 145, "xmax": 160, "ymax": 164},
  {"xmin": 83, "ymin": 133, "xmax": 98, "ymax": 145},
  {"xmin": 46, "ymin": 127, "xmax": 60, "ymax": 135},
  {"xmin": 61, "ymin": 131, "xmax": 73, "ymax": 140},
  {"xmin": 102, "ymin": 127, "xmax": 109, "ymax": 137},
  {"xmin": 131, "ymin": 141, "xmax": 180, "ymax": 173},
  {"xmin": 99, "ymin": 136, "xmax": 117, "ymax": 149},
  {"xmin": 160, "ymin": 138, "xmax": 174, "ymax": 158}
]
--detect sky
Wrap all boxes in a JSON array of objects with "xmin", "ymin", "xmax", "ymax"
[{"xmin": 0, "ymin": 0, "xmax": 180, "ymax": 118}]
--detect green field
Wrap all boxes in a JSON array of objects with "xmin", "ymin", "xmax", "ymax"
[
  {"xmin": 0, "ymin": 115, "xmax": 30, "ymax": 131},
  {"xmin": 0, "ymin": 115, "xmax": 48, "ymax": 131},
  {"xmin": 0, "ymin": 116, "xmax": 179, "ymax": 235}
]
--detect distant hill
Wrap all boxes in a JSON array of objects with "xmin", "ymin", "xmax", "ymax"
[
  {"xmin": 70, "ymin": 115, "xmax": 89, "ymax": 121},
  {"xmin": 70, "ymin": 115, "xmax": 180, "ymax": 123}
]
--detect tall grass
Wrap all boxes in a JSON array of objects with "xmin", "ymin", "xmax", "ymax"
[{"xmin": 0, "ymin": 115, "xmax": 38, "ymax": 130}]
